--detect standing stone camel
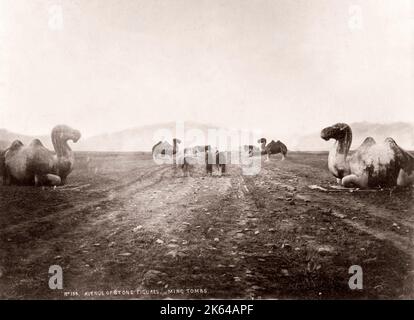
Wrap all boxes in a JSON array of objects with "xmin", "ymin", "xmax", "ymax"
[
  {"xmin": 258, "ymin": 138, "xmax": 288, "ymax": 161},
  {"xmin": 204, "ymin": 146, "xmax": 226, "ymax": 176},
  {"xmin": 172, "ymin": 138, "xmax": 181, "ymax": 166},
  {"xmin": 3, "ymin": 125, "xmax": 81, "ymax": 186},
  {"xmin": 321, "ymin": 123, "xmax": 414, "ymax": 188}
]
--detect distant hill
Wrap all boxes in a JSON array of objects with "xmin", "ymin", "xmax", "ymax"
[
  {"xmin": 2, "ymin": 121, "xmax": 413, "ymax": 152},
  {"xmin": 0, "ymin": 129, "xmax": 50, "ymax": 150},
  {"xmin": 293, "ymin": 122, "xmax": 414, "ymax": 151},
  {"xmin": 75, "ymin": 121, "xmax": 227, "ymax": 152},
  {"xmin": 0, "ymin": 122, "xmax": 250, "ymax": 152}
]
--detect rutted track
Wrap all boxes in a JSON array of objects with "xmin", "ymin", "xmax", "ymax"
[
  {"xmin": 1, "ymin": 165, "xmax": 171, "ymax": 236},
  {"xmin": 255, "ymin": 160, "xmax": 414, "ymax": 257},
  {"xmin": 1, "ymin": 152, "xmax": 413, "ymax": 299}
]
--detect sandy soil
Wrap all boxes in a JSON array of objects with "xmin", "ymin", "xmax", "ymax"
[{"xmin": 0, "ymin": 152, "xmax": 413, "ymax": 299}]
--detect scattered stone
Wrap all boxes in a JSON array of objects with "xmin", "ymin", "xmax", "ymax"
[
  {"xmin": 392, "ymin": 223, "xmax": 400, "ymax": 229},
  {"xmin": 166, "ymin": 250, "xmax": 177, "ymax": 258},
  {"xmin": 133, "ymin": 225, "xmax": 143, "ymax": 232},
  {"xmin": 317, "ymin": 245, "xmax": 334, "ymax": 255},
  {"xmin": 281, "ymin": 269, "xmax": 289, "ymax": 276},
  {"xmin": 108, "ymin": 241, "xmax": 116, "ymax": 247},
  {"xmin": 118, "ymin": 252, "xmax": 132, "ymax": 256},
  {"xmin": 268, "ymin": 228, "xmax": 275, "ymax": 233},
  {"xmin": 93, "ymin": 243, "xmax": 100, "ymax": 247},
  {"xmin": 156, "ymin": 239, "xmax": 164, "ymax": 245},
  {"xmin": 214, "ymin": 238, "xmax": 219, "ymax": 242},
  {"xmin": 142, "ymin": 270, "xmax": 167, "ymax": 286},
  {"xmin": 234, "ymin": 277, "xmax": 241, "ymax": 282},
  {"xmin": 295, "ymin": 194, "xmax": 311, "ymax": 202},
  {"xmin": 330, "ymin": 211, "xmax": 346, "ymax": 219},
  {"xmin": 251, "ymin": 285, "xmax": 263, "ymax": 291},
  {"xmin": 281, "ymin": 243, "xmax": 291, "ymax": 250},
  {"xmin": 54, "ymin": 255, "xmax": 63, "ymax": 260},
  {"xmin": 254, "ymin": 230, "xmax": 260, "ymax": 235},
  {"xmin": 308, "ymin": 185, "xmax": 328, "ymax": 192}
]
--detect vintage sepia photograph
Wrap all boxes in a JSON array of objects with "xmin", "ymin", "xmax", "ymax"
[{"xmin": 0, "ymin": 0, "xmax": 413, "ymax": 302}]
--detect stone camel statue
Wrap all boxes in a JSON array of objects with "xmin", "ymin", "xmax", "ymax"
[
  {"xmin": 3, "ymin": 125, "xmax": 81, "ymax": 186},
  {"xmin": 321, "ymin": 122, "xmax": 414, "ymax": 188}
]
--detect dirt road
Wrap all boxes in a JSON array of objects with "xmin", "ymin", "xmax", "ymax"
[{"xmin": 0, "ymin": 152, "xmax": 413, "ymax": 299}]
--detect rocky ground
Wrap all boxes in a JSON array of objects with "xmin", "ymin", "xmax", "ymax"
[{"xmin": 0, "ymin": 151, "xmax": 413, "ymax": 299}]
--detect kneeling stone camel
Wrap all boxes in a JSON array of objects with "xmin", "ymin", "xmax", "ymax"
[
  {"xmin": 321, "ymin": 123, "xmax": 414, "ymax": 188},
  {"xmin": 3, "ymin": 125, "xmax": 81, "ymax": 186},
  {"xmin": 258, "ymin": 138, "xmax": 287, "ymax": 161}
]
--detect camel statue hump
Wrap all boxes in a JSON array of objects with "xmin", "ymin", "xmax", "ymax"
[
  {"xmin": 9, "ymin": 140, "xmax": 24, "ymax": 151},
  {"xmin": 361, "ymin": 137, "xmax": 376, "ymax": 147},
  {"xmin": 29, "ymin": 139, "xmax": 45, "ymax": 148},
  {"xmin": 384, "ymin": 137, "xmax": 398, "ymax": 147}
]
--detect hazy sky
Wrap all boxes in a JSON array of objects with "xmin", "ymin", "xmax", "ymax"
[{"xmin": 0, "ymin": 0, "xmax": 413, "ymax": 139}]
